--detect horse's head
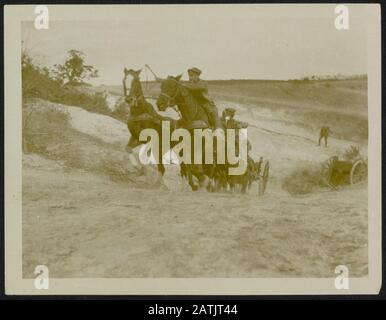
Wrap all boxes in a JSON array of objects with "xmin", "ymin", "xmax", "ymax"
[
  {"xmin": 125, "ymin": 68, "xmax": 144, "ymax": 103},
  {"xmin": 124, "ymin": 68, "xmax": 142, "ymax": 78},
  {"xmin": 156, "ymin": 74, "xmax": 182, "ymax": 111}
]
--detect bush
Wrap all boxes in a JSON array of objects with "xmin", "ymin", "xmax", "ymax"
[
  {"xmin": 22, "ymin": 54, "xmax": 58, "ymax": 102},
  {"xmin": 22, "ymin": 53, "xmax": 111, "ymax": 116},
  {"xmin": 22, "ymin": 103, "xmax": 71, "ymax": 154},
  {"xmin": 282, "ymin": 165, "xmax": 326, "ymax": 195}
]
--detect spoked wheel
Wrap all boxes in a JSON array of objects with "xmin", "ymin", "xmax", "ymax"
[
  {"xmin": 259, "ymin": 160, "xmax": 270, "ymax": 196},
  {"xmin": 322, "ymin": 156, "xmax": 338, "ymax": 189},
  {"xmin": 350, "ymin": 159, "xmax": 367, "ymax": 185}
]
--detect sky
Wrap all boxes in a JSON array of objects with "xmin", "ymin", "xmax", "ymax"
[{"xmin": 22, "ymin": 5, "xmax": 368, "ymax": 85}]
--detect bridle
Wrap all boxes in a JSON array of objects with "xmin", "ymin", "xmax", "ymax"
[
  {"xmin": 159, "ymin": 91, "xmax": 179, "ymax": 107},
  {"xmin": 159, "ymin": 90, "xmax": 182, "ymax": 118},
  {"xmin": 159, "ymin": 78, "xmax": 199, "ymax": 121},
  {"xmin": 159, "ymin": 77, "xmax": 180, "ymax": 107}
]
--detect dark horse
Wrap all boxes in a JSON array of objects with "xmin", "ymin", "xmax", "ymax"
[
  {"xmin": 156, "ymin": 75, "xmax": 221, "ymax": 190},
  {"xmin": 124, "ymin": 69, "xmax": 176, "ymax": 176}
]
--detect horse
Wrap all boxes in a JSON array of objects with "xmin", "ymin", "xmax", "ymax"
[
  {"xmin": 156, "ymin": 75, "xmax": 220, "ymax": 191},
  {"xmin": 124, "ymin": 69, "xmax": 177, "ymax": 176},
  {"xmin": 226, "ymin": 156, "xmax": 260, "ymax": 193}
]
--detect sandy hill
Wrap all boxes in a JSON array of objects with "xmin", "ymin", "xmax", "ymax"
[{"xmin": 22, "ymin": 78, "xmax": 368, "ymax": 278}]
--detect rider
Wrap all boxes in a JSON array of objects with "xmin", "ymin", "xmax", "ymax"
[
  {"xmin": 221, "ymin": 107, "xmax": 248, "ymax": 130},
  {"xmin": 222, "ymin": 107, "xmax": 255, "ymax": 171},
  {"xmin": 182, "ymin": 67, "xmax": 222, "ymax": 129}
]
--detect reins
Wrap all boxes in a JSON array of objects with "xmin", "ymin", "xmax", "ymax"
[{"xmin": 162, "ymin": 78, "xmax": 200, "ymax": 121}]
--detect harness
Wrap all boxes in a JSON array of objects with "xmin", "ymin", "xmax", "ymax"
[{"xmin": 160, "ymin": 78, "xmax": 200, "ymax": 122}]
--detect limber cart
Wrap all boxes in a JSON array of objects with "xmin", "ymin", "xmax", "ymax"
[{"xmin": 324, "ymin": 156, "xmax": 367, "ymax": 188}]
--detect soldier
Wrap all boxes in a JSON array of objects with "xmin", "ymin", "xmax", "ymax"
[
  {"xmin": 182, "ymin": 67, "xmax": 222, "ymax": 128},
  {"xmin": 221, "ymin": 108, "xmax": 235, "ymax": 127},
  {"xmin": 318, "ymin": 126, "xmax": 331, "ymax": 147},
  {"xmin": 222, "ymin": 107, "xmax": 253, "ymax": 168},
  {"xmin": 221, "ymin": 107, "xmax": 249, "ymax": 132}
]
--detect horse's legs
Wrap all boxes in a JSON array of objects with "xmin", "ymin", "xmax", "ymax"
[
  {"xmin": 157, "ymin": 163, "xmax": 165, "ymax": 176},
  {"xmin": 206, "ymin": 165, "xmax": 216, "ymax": 192},
  {"xmin": 179, "ymin": 163, "xmax": 187, "ymax": 179},
  {"xmin": 210, "ymin": 164, "xmax": 219, "ymax": 192},
  {"xmin": 194, "ymin": 165, "xmax": 210, "ymax": 188},
  {"xmin": 126, "ymin": 135, "xmax": 140, "ymax": 151},
  {"xmin": 186, "ymin": 166, "xmax": 199, "ymax": 191},
  {"xmin": 248, "ymin": 178, "xmax": 253, "ymax": 192},
  {"xmin": 240, "ymin": 174, "xmax": 249, "ymax": 194},
  {"xmin": 185, "ymin": 164, "xmax": 207, "ymax": 191}
]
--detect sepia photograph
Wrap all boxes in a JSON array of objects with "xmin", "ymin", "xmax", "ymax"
[{"xmin": 4, "ymin": 4, "xmax": 381, "ymax": 295}]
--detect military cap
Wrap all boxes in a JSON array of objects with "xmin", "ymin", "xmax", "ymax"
[
  {"xmin": 187, "ymin": 67, "xmax": 202, "ymax": 75},
  {"xmin": 224, "ymin": 107, "xmax": 236, "ymax": 116}
]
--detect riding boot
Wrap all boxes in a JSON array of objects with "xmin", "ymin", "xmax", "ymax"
[{"xmin": 209, "ymin": 111, "xmax": 223, "ymax": 129}]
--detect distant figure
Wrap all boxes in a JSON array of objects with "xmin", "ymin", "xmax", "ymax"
[{"xmin": 319, "ymin": 126, "xmax": 330, "ymax": 147}]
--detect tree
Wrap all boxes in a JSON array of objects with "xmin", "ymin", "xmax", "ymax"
[{"xmin": 52, "ymin": 50, "xmax": 98, "ymax": 85}]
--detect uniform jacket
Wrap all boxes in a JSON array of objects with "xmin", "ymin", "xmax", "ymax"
[{"xmin": 183, "ymin": 80, "xmax": 213, "ymax": 106}]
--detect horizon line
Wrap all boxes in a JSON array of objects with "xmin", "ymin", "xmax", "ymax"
[{"xmin": 97, "ymin": 74, "xmax": 368, "ymax": 86}]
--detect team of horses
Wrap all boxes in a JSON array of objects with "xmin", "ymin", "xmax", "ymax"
[{"xmin": 124, "ymin": 70, "xmax": 268, "ymax": 193}]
